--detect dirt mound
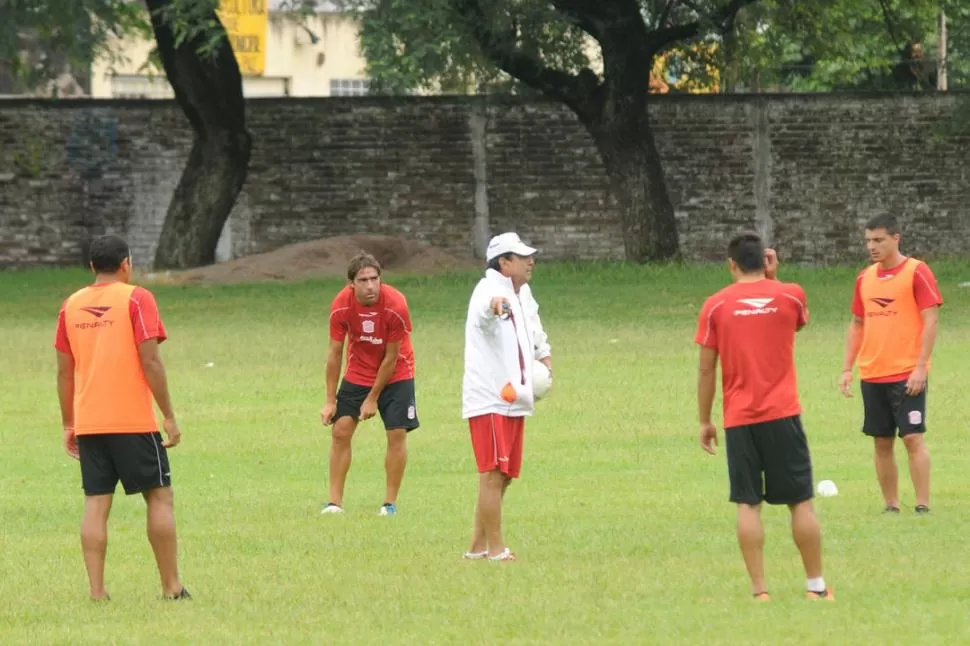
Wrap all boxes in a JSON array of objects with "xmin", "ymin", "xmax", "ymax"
[{"xmin": 151, "ymin": 235, "xmax": 478, "ymax": 285}]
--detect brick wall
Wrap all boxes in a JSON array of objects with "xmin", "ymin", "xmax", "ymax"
[{"xmin": 1, "ymin": 92, "xmax": 969, "ymax": 268}]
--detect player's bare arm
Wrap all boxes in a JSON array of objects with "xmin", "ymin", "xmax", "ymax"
[
  {"xmin": 361, "ymin": 339, "xmax": 402, "ymax": 421},
  {"xmin": 907, "ymin": 306, "xmax": 939, "ymax": 395},
  {"xmin": 322, "ymin": 337, "xmax": 344, "ymax": 426},
  {"xmin": 138, "ymin": 339, "xmax": 181, "ymax": 448},
  {"xmin": 56, "ymin": 350, "xmax": 79, "ymax": 460},
  {"xmin": 764, "ymin": 248, "xmax": 779, "ymax": 280},
  {"xmin": 840, "ymin": 316, "xmax": 864, "ymax": 397},
  {"xmin": 697, "ymin": 346, "xmax": 719, "ymax": 455}
]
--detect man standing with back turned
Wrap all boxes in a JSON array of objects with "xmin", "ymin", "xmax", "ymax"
[
  {"xmin": 321, "ymin": 252, "xmax": 418, "ymax": 516},
  {"xmin": 696, "ymin": 232, "xmax": 832, "ymax": 601},
  {"xmin": 462, "ymin": 232, "xmax": 552, "ymax": 562},
  {"xmin": 55, "ymin": 234, "xmax": 189, "ymax": 601},
  {"xmin": 839, "ymin": 214, "xmax": 942, "ymax": 515}
]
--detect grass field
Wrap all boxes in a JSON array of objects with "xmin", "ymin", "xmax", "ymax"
[{"xmin": 2, "ymin": 260, "xmax": 970, "ymax": 645}]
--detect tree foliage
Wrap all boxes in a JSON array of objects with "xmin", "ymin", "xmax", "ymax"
[
  {"xmin": 0, "ymin": 0, "xmax": 251, "ymax": 95},
  {"xmin": 3, "ymin": 0, "xmax": 253, "ymax": 270},
  {"xmin": 0, "ymin": 0, "xmax": 151, "ymax": 94},
  {"xmin": 332, "ymin": 0, "xmax": 592, "ymax": 95},
  {"xmin": 337, "ymin": 0, "xmax": 970, "ymax": 95},
  {"xmin": 726, "ymin": 0, "xmax": 970, "ymax": 92}
]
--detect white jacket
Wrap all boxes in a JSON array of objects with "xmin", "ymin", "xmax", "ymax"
[{"xmin": 462, "ymin": 269, "xmax": 551, "ymax": 419}]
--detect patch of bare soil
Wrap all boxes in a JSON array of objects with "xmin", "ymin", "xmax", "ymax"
[{"xmin": 143, "ymin": 235, "xmax": 478, "ymax": 285}]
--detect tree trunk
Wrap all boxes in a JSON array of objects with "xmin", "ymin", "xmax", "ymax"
[
  {"xmin": 146, "ymin": 0, "xmax": 253, "ymax": 269},
  {"xmin": 589, "ymin": 110, "xmax": 680, "ymax": 263}
]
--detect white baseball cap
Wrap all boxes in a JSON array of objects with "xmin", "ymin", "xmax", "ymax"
[{"xmin": 485, "ymin": 232, "xmax": 537, "ymax": 262}]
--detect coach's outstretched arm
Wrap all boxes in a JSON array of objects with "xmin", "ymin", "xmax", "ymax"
[
  {"xmin": 139, "ymin": 340, "xmax": 180, "ymax": 448},
  {"xmin": 476, "ymin": 293, "xmax": 509, "ymax": 335}
]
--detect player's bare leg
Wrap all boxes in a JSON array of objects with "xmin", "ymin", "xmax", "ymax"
[
  {"xmin": 467, "ymin": 495, "xmax": 487, "ymax": 555},
  {"xmin": 789, "ymin": 500, "xmax": 823, "ymax": 579},
  {"xmin": 736, "ymin": 504, "xmax": 766, "ymax": 596},
  {"xmin": 384, "ymin": 428, "xmax": 407, "ymax": 505},
  {"xmin": 468, "ymin": 474, "xmax": 512, "ymax": 555},
  {"xmin": 475, "ymin": 470, "xmax": 509, "ymax": 558},
  {"xmin": 873, "ymin": 437, "xmax": 899, "ymax": 509},
  {"xmin": 902, "ymin": 434, "xmax": 931, "ymax": 509},
  {"xmin": 328, "ymin": 417, "xmax": 357, "ymax": 507},
  {"xmin": 144, "ymin": 487, "xmax": 183, "ymax": 597},
  {"xmin": 81, "ymin": 494, "xmax": 113, "ymax": 600}
]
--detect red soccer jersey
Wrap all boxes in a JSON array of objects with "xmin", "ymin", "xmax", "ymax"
[
  {"xmin": 328, "ymin": 284, "xmax": 415, "ymax": 387},
  {"xmin": 695, "ymin": 279, "xmax": 808, "ymax": 428}
]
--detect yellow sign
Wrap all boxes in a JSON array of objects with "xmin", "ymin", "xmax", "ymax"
[{"xmin": 218, "ymin": 0, "xmax": 268, "ymax": 76}]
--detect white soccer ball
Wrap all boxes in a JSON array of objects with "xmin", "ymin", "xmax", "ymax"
[
  {"xmin": 816, "ymin": 480, "xmax": 838, "ymax": 497},
  {"xmin": 533, "ymin": 360, "xmax": 552, "ymax": 400}
]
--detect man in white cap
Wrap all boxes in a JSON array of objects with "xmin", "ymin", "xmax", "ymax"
[{"xmin": 461, "ymin": 232, "xmax": 552, "ymax": 561}]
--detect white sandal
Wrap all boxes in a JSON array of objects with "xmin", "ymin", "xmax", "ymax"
[
  {"xmin": 462, "ymin": 550, "xmax": 488, "ymax": 560},
  {"xmin": 488, "ymin": 548, "xmax": 516, "ymax": 561}
]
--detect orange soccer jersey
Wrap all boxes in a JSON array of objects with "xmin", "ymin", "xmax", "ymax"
[
  {"xmin": 54, "ymin": 283, "xmax": 167, "ymax": 436},
  {"xmin": 852, "ymin": 258, "xmax": 943, "ymax": 382}
]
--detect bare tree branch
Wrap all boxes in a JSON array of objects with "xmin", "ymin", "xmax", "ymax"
[
  {"xmin": 657, "ymin": 0, "xmax": 677, "ymax": 28},
  {"xmin": 649, "ymin": 0, "xmax": 758, "ymax": 54},
  {"xmin": 552, "ymin": 0, "xmax": 608, "ymax": 41},
  {"xmin": 876, "ymin": 0, "xmax": 904, "ymax": 50},
  {"xmin": 449, "ymin": 0, "xmax": 602, "ymax": 120}
]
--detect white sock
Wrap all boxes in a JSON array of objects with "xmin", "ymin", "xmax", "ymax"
[{"xmin": 807, "ymin": 577, "xmax": 826, "ymax": 593}]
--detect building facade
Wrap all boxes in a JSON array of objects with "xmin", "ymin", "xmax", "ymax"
[{"xmin": 90, "ymin": 1, "xmax": 370, "ymax": 99}]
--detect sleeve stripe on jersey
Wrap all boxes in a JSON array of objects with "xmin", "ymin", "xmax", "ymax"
[
  {"xmin": 130, "ymin": 294, "xmax": 151, "ymax": 340},
  {"xmin": 915, "ymin": 270, "xmax": 943, "ymax": 304},
  {"xmin": 386, "ymin": 308, "xmax": 410, "ymax": 332},
  {"xmin": 701, "ymin": 301, "xmax": 725, "ymax": 346},
  {"xmin": 329, "ymin": 306, "xmax": 350, "ymax": 320},
  {"xmin": 781, "ymin": 292, "xmax": 808, "ymax": 320}
]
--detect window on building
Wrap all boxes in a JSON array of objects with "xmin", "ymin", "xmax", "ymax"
[
  {"xmin": 110, "ymin": 74, "xmax": 174, "ymax": 99},
  {"xmin": 329, "ymin": 78, "xmax": 370, "ymax": 96},
  {"xmin": 110, "ymin": 74, "xmax": 290, "ymax": 99}
]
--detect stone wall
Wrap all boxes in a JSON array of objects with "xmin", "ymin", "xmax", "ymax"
[{"xmin": 1, "ymin": 92, "xmax": 969, "ymax": 268}]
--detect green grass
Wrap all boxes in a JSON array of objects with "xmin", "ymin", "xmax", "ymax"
[{"xmin": 2, "ymin": 260, "xmax": 970, "ymax": 645}]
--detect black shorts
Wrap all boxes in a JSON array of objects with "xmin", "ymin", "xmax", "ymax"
[
  {"xmin": 725, "ymin": 415, "xmax": 814, "ymax": 506},
  {"xmin": 335, "ymin": 378, "xmax": 419, "ymax": 431},
  {"xmin": 861, "ymin": 379, "xmax": 927, "ymax": 438},
  {"xmin": 77, "ymin": 432, "xmax": 171, "ymax": 496}
]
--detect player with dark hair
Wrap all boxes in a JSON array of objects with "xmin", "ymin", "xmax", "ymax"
[
  {"xmin": 320, "ymin": 252, "xmax": 419, "ymax": 516},
  {"xmin": 840, "ymin": 214, "xmax": 943, "ymax": 514},
  {"xmin": 696, "ymin": 231, "xmax": 832, "ymax": 601},
  {"xmin": 54, "ymin": 234, "xmax": 189, "ymax": 601}
]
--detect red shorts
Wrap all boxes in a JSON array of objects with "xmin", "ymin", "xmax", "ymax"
[{"xmin": 468, "ymin": 414, "xmax": 525, "ymax": 479}]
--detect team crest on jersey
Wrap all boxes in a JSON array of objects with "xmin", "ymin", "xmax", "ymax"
[
  {"xmin": 908, "ymin": 410, "xmax": 922, "ymax": 425},
  {"xmin": 362, "ymin": 319, "xmax": 375, "ymax": 334},
  {"xmin": 407, "ymin": 405, "xmax": 416, "ymax": 420}
]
